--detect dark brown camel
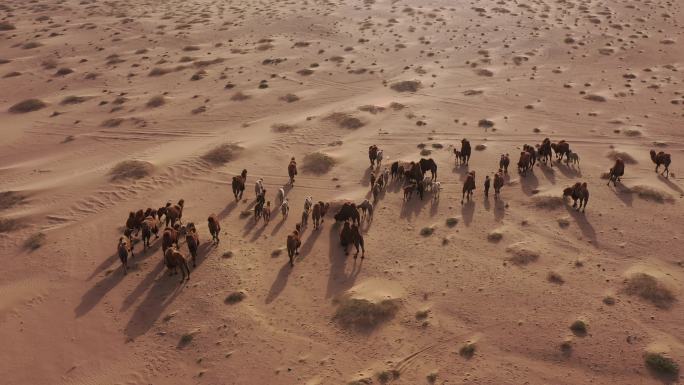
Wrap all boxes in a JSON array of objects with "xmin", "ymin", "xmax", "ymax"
[
  {"xmin": 288, "ymin": 158, "xmax": 298, "ymax": 185},
  {"xmin": 493, "ymin": 172, "xmax": 504, "ymax": 198},
  {"xmin": 286, "ymin": 229, "xmax": 301, "ymax": 267},
  {"xmin": 518, "ymin": 151, "xmax": 532, "ymax": 174},
  {"xmin": 117, "ymin": 236, "xmax": 133, "ymax": 275},
  {"xmin": 312, "ymin": 201, "xmax": 329, "ymax": 229},
  {"xmin": 334, "ymin": 202, "xmax": 360, "ymax": 225},
  {"xmin": 460, "ymin": 139, "xmax": 472, "ymax": 165},
  {"xmin": 162, "ymin": 224, "xmax": 180, "ymax": 255},
  {"xmin": 462, "ymin": 171, "xmax": 476, "ymax": 203},
  {"xmin": 538, "ymin": 138, "xmax": 553, "ymax": 165},
  {"xmin": 650, "ymin": 150, "xmax": 671, "ymax": 177},
  {"xmin": 419, "ymin": 158, "xmax": 438, "ymax": 180},
  {"xmin": 165, "ymin": 199, "xmax": 185, "ymax": 227},
  {"xmin": 164, "ymin": 247, "xmax": 190, "ymax": 283},
  {"xmin": 551, "ymin": 140, "xmax": 570, "ymax": 161},
  {"xmin": 368, "ymin": 145, "xmax": 379, "ymax": 167},
  {"xmin": 499, "ymin": 154, "xmax": 510, "ymax": 173},
  {"xmin": 207, "ymin": 214, "xmax": 221, "ymax": 244},
  {"xmin": 563, "ymin": 182, "xmax": 589, "ymax": 212},
  {"xmin": 607, "ymin": 158, "xmax": 625, "ymax": 186},
  {"xmin": 185, "ymin": 223, "xmax": 199, "ymax": 267},
  {"xmin": 340, "ymin": 222, "xmax": 365, "ymax": 258},
  {"xmin": 141, "ymin": 214, "xmax": 159, "ymax": 250}
]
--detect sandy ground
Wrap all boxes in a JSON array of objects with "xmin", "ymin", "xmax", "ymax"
[{"xmin": 1, "ymin": 0, "xmax": 684, "ymax": 384}]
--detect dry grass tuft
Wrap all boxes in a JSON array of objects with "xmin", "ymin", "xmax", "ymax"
[
  {"xmin": 325, "ymin": 112, "xmax": 365, "ymax": 129},
  {"xmin": 334, "ymin": 297, "xmax": 400, "ymax": 330},
  {"xmin": 390, "ymin": 80, "xmax": 421, "ymax": 92},
  {"xmin": 201, "ymin": 143, "xmax": 242, "ymax": 166},
  {"xmin": 146, "ymin": 95, "xmax": 166, "ymax": 108},
  {"xmin": 60, "ymin": 95, "xmax": 88, "ymax": 105},
  {"xmin": 459, "ymin": 342, "xmax": 476, "ymax": 358},
  {"xmin": 280, "ymin": 93, "xmax": 300, "ymax": 103},
  {"xmin": 9, "ymin": 99, "xmax": 47, "ymax": 113},
  {"xmin": 0, "ymin": 218, "xmax": 23, "ymax": 233},
  {"xmin": 0, "ymin": 191, "xmax": 27, "ymax": 210},
  {"xmin": 230, "ymin": 91, "xmax": 250, "ymax": 101},
  {"xmin": 506, "ymin": 242, "xmax": 540, "ymax": 265},
  {"xmin": 302, "ymin": 152, "xmax": 336, "ymax": 174},
  {"xmin": 224, "ymin": 291, "xmax": 246, "ymax": 304},
  {"xmin": 623, "ymin": 273, "xmax": 675, "ymax": 309},
  {"xmin": 645, "ymin": 353, "xmax": 679, "ymax": 377},
  {"xmin": 24, "ymin": 232, "xmax": 46, "ymax": 250},
  {"xmin": 109, "ymin": 160, "xmax": 154, "ymax": 181},
  {"xmin": 0, "ymin": 21, "xmax": 16, "ymax": 31},
  {"xmin": 606, "ymin": 150, "xmax": 637, "ymax": 164},
  {"xmin": 271, "ymin": 123, "xmax": 296, "ymax": 133}
]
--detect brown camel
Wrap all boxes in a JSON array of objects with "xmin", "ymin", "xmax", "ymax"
[
  {"xmin": 538, "ymin": 138, "xmax": 553, "ymax": 165},
  {"xmin": 164, "ymin": 199, "xmax": 185, "ymax": 227},
  {"xmin": 207, "ymin": 214, "xmax": 221, "ymax": 244},
  {"xmin": 368, "ymin": 145, "xmax": 379, "ymax": 167},
  {"xmin": 164, "ymin": 247, "xmax": 190, "ymax": 282},
  {"xmin": 117, "ymin": 236, "xmax": 133, "ymax": 275},
  {"xmin": 334, "ymin": 202, "xmax": 360, "ymax": 225},
  {"xmin": 518, "ymin": 151, "xmax": 532, "ymax": 175},
  {"xmin": 499, "ymin": 154, "xmax": 510, "ymax": 173},
  {"xmin": 141, "ymin": 215, "xmax": 159, "ymax": 250},
  {"xmin": 551, "ymin": 140, "xmax": 570, "ymax": 161},
  {"xmin": 232, "ymin": 175, "xmax": 245, "ymax": 201},
  {"xmin": 162, "ymin": 224, "xmax": 180, "ymax": 255},
  {"xmin": 563, "ymin": 182, "xmax": 589, "ymax": 212},
  {"xmin": 288, "ymin": 158, "xmax": 298, "ymax": 185},
  {"xmin": 650, "ymin": 150, "xmax": 671, "ymax": 177},
  {"xmin": 185, "ymin": 223, "xmax": 199, "ymax": 267},
  {"xmin": 493, "ymin": 172, "xmax": 504, "ymax": 198},
  {"xmin": 460, "ymin": 139, "xmax": 472, "ymax": 165},
  {"xmin": 340, "ymin": 222, "xmax": 365, "ymax": 258},
  {"xmin": 286, "ymin": 229, "xmax": 301, "ymax": 267},
  {"xmin": 312, "ymin": 201, "xmax": 329, "ymax": 229},
  {"xmin": 607, "ymin": 158, "xmax": 625, "ymax": 186},
  {"xmin": 462, "ymin": 171, "xmax": 476, "ymax": 203}
]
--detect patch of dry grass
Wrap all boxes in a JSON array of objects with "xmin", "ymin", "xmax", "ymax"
[
  {"xmin": 623, "ymin": 273, "xmax": 675, "ymax": 309},
  {"xmin": 390, "ymin": 80, "xmax": 421, "ymax": 92},
  {"xmin": 280, "ymin": 93, "xmax": 300, "ymax": 103},
  {"xmin": 302, "ymin": 152, "xmax": 336, "ymax": 174},
  {"xmin": 0, "ymin": 21, "xmax": 16, "ymax": 31},
  {"xmin": 230, "ymin": 91, "xmax": 250, "ymax": 101},
  {"xmin": 0, "ymin": 191, "xmax": 27, "ymax": 210},
  {"xmin": 0, "ymin": 218, "xmax": 23, "ymax": 233},
  {"xmin": 271, "ymin": 123, "xmax": 296, "ymax": 133},
  {"xmin": 606, "ymin": 150, "xmax": 637, "ymax": 164},
  {"xmin": 201, "ymin": 143, "xmax": 242, "ymax": 166},
  {"xmin": 109, "ymin": 160, "xmax": 154, "ymax": 181},
  {"xmin": 224, "ymin": 291, "xmax": 246, "ymax": 304},
  {"xmin": 9, "ymin": 99, "xmax": 47, "ymax": 113},
  {"xmin": 24, "ymin": 232, "xmax": 46, "ymax": 250},
  {"xmin": 60, "ymin": 95, "xmax": 88, "ymax": 105},
  {"xmin": 334, "ymin": 297, "xmax": 399, "ymax": 330},
  {"xmin": 325, "ymin": 112, "xmax": 364, "ymax": 129},
  {"xmin": 146, "ymin": 95, "xmax": 166, "ymax": 108},
  {"xmin": 506, "ymin": 242, "xmax": 540, "ymax": 265}
]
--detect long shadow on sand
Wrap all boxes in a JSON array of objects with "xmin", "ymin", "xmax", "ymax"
[
  {"xmin": 461, "ymin": 200, "xmax": 475, "ymax": 226},
  {"xmin": 610, "ymin": 183, "xmax": 633, "ymax": 207},
  {"xmin": 218, "ymin": 201, "xmax": 237, "ymax": 220},
  {"xmin": 400, "ymin": 195, "xmax": 429, "ymax": 220},
  {"xmin": 325, "ymin": 223, "xmax": 362, "ymax": 299},
  {"xmin": 658, "ymin": 175, "xmax": 684, "ymax": 195},
  {"xmin": 265, "ymin": 261, "xmax": 293, "ymax": 304},
  {"xmin": 75, "ymin": 259, "xmax": 126, "ymax": 317},
  {"xmin": 538, "ymin": 163, "xmax": 556, "ymax": 185},
  {"xmin": 124, "ymin": 261, "xmax": 185, "ymax": 339},
  {"xmin": 520, "ymin": 170, "xmax": 539, "ymax": 196},
  {"xmin": 564, "ymin": 205, "xmax": 598, "ymax": 246}
]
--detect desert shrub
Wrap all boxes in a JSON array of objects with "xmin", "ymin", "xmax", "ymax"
[
  {"xmin": 271, "ymin": 123, "xmax": 296, "ymax": 133},
  {"xmin": 0, "ymin": 218, "xmax": 22, "ymax": 233},
  {"xmin": 24, "ymin": 232, "xmax": 46, "ymax": 250},
  {"xmin": 334, "ymin": 298, "xmax": 399, "ymax": 330},
  {"xmin": 506, "ymin": 242, "xmax": 540, "ymax": 265},
  {"xmin": 446, "ymin": 217, "xmax": 459, "ymax": 227},
  {"xmin": 0, "ymin": 21, "xmax": 16, "ymax": 31},
  {"xmin": 225, "ymin": 291, "xmax": 246, "ymax": 304},
  {"xmin": 390, "ymin": 80, "xmax": 421, "ymax": 92},
  {"xmin": 230, "ymin": 91, "xmax": 250, "ymax": 101},
  {"xmin": 547, "ymin": 271, "xmax": 565, "ymax": 284},
  {"xmin": 109, "ymin": 160, "xmax": 154, "ymax": 181},
  {"xmin": 420, "ymin": 226, "xmax": 435, "ymax": 236},
  {"xmin": 459, "ymin": 342, "xmax": 476, "ymax": 358},
  {"xmin": 60, "ymin": 95, "xmax": 87, "ymax": 105},
  {"xmin": 0, "ymin": 191, "xmax": 26, "ymax": 210},
  {"xmin": 146, "ymin": 95, "xmax": 166, "ymax": 108},
  {"xmin": 606, "ymin": 150, "xmax": 637, "ymax": 164},
  {"xmin": 645, "ymin": 353, "xmax": 679, "ymax": 376},
  {"xmin": 624, "ymin": 273, "xmax": 675, "ymax": 309},
  {"xmin": 302, "ymin": 152, "xmax": 336, "ymax": 174},
  {"xmin": 280, "ymin": 93, "xmax": 299, "ymax": 103},
  {"xmin": 201, "ymin": 143, "xmax": 242, "ymax": 165},
  {"xmin": 9, "ymin": 99, "xmax": 47, "ymax": 113},
  {"xmin": 570, "ymin": 320, "xmax": 587, "ymax": 335},
  {"xmin": 325, "ymin": 112, "xmax": 365, "ymax": 129}
]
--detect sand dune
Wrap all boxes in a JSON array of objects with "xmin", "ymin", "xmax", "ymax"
[{"xmin": 1, "ymin": 0, "xmax": 683, "ymax": 384}]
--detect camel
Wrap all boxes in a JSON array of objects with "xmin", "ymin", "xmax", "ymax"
[
  {"xmin": 499, "ymin": 154, "xmax": 510, "ymax": 173},
  {"xmin": 607, "ymin": 158, "xmax": 625, "ymax": 186},
  {"xmin": 370, "ymin": 172, "xmax": 376, "ymax": 190},
  {"xmin": 563, "ymin": 182, "xmax": 589, "ymax": 212},
  {"xmin": 263, "ymin": 202, "xmax": 271, "ymax": 223},
  {"xmin": 254, "ymin": 178, "xmax": 264, "ymax": 198},
  {"xmin": 453, "ymin": 148, "xmax": 463, "ymax": 165},
  {"xmin": 524, "ymin": 144, "xmax": 537, "ymax": 167},
  {"xmin": 185, "ymin": 223, "xmax": 199, "ymax": 267},
  {"xmin": 288, "ymin": 158, "xmax": 298, "ymax": 186},
  {"xmin": 358, "ymin": 199, "xmax": 373, "ymax": 222},
  {"xmin": 493, "ymin": 172, "xmax": 504, "ymax": 198},
  {"xmin": 164, "ymin": 247, "xmax": 190, "ymax": 283},
  {"xmin": 376, "ymin": 150, "xmax": 384, "ymax": 167},
  {"xmin": 232, "ymin": 175, "xmax": 245, "ymax": 201},
  {"xmin": 334, "ymin": 202, "xmax": 360, "ymax": 225},
  {"xmin": 419, "ymin": 158, "xmax": 438, "ymax": 180},
  {"xmin": 141, "ymin": 215, "xmax": 159, "ymax": 250},
  {"xmin": 551, "ymin": 140, "xmax": 570, "ymax": 161},
  {"xmin": 157, "ymin": 202, "xmax": 172, "ymax": 225},
  {"xmin": 405, "ymin": 161, "xmax": 423, "ymax": 183},
  {"xmin": 207, "ymin": 214, "xmax": 221, "ymax": 244},
  {"xmin": 650, "ymin": 150, "xmax": 671, "ymax": 177},
  {"xmin": 162, "ymin": 224, "xmax": 180, "ymax": 255},
  {"xmin": 117, "ymin": 236, "xmax": 133, "ymax": 275},
  {"xmin": 382, "ymin": 168, "xmax": 390, "ymax": 188},
  {"xmin": 254, "ymin": 200, "xmax": 264, "ymax": 223},
  {"xmin": 312, "ymin": 201, "xmax": 329, "ymax": 229},
  {"xmin": 340, "ymin": 222, "xmax": 365, "ymax": 258},
  {"xmin": 403, "ymin": 183, "xmax": 416, "ymax": 201},
  {"xmin": 164, "ymin": 199, "xmax": 184, "ymax": 227},
  {"xmin": 304, "ymin": 196, "xmax": 313, "ymax": 212},
  {"xmin": 462, "ymin": 171, "xmax": 476, "ymax": 203},
  {"xmin": 301, "ymin": 208, "xmax": 310, "ymax": 228},
  {"xmin": 432, "ymin": 181, "xmax": 442, "ymax": 200},
  {"xmin": 280, "ymin": 198, "xmax": 289, "ymax": 218},
  {"xmin": 125, "ymin": 209, "xmax": 145, "ymax": 236},
  {"xmin": 538, "ymin": 138, "xmax": 553, "ymax": 165},
  {"xmin": 286, "ymin": 229, "xmax": 301, "ymax": 267},
  {"xmin": 566, "ymin": 150, "xmax": 580, "ymax": 166},
  {"xmin": 390, "ymin": 161, "xmax": 400, "ymax": 180},
  {"xmin": 277, "ymin": 187, "xmax": 285, "ymax": 205},
  {"xmin": 518, "ymin": 151, "xmax": 532, "ymax": 175},
  {"xmin": 368, "ymin": 145, "xmax": 379, "ymax": 167},
  {"xmin": 460, "ymin": 139, "xmax": 472, "ymax": 165},
  {"xmin": 372, "ymin": 182, "xmax": 381, "ymax": 203}
]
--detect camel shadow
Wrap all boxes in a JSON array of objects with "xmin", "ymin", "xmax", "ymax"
[
  {"xmin": 124, "ymin": 262, "xmax": 185, "ymax": 339},
  {"xmin": 75, "ymin": 261, "xmax": 126, "ymax": 317},
  {"xmin": 360, "ymin": 167, "xmax": 372, "ymax": 187},
  {"xmin": 483, "ymin": 196, "xmax": 491, "ymax": 211},
  {"xmin": 453, "ymin": 164, "xmax": 470, "ymax": 180},
  {"xmin": 120, "ymin": 254, "xmax": 166, "ymax": 312},
  {"xmin": 400, "ymin": 196, "xmax": 428, "ymax": 220},
  {"xmin": 565, "ymin": 206, "xmax": 598, "ymax": 246},
  {"xmin": 325, "ymin": 223, "xmax": 361, "ymax": 299},
  {"xmin": 658, "ymin": 175, "xmax": 683, "ymax": 194},
  {"xmin": 556, "ymin": 163, "xmax": 581, "ymax": 179},
  {"xmin": 86, "ymin": 249, "xmax": 121, "ymax": 281},
  {"xmin": 218, "ymin": 201, "xmax": 237, "ymax": 220},
  {"xmin": 520, "ymin": 170, "xmax": 539, "ymax": 196},
  {"xmin": 299, "ymin": 224, "xmax": 323, "ymax": 258},
  {"xmin": 429, "ymin": 194, "xmax": 440, "ymax": 216},
  {"xmin": 265, "ymin": 261, "xmax": 293, "ymax": 304},
  {"xmin": 250, "ymin": 221, "xmax": 268, "ymax": 242},
  {"xmin": 539, "ymin": 164, "xmax": 556, "ymax": 184},
  {"xmin": 494, "ymin": 198, "xmax": 506, "ymax": 222},
  {"xmin": 462, "ymin": 200, "xmax": 475, "ymax": 226},
  {"xmin": 611, "ymin": 183, "xmax": 633, "ymax": 207},
  {"xmin": 270, "ymin": 214, "xmax": 287, "ymax": 236}
]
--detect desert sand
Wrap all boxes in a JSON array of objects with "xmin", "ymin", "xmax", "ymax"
[{"xmin": 1, "ymin": 0, "xmax": 683, "ymax": 384}]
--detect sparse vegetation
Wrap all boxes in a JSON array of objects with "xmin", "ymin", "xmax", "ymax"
[
  {"xmin": 623, "ymin": 273, "xmax": 675, "ymax": 309},
  {"xmin": 459, "ymin": 342, "xmax": 476, "ymax": 358},
  {"xmin": 109, "ymin": 160, "xmax": 154, "ymax": 181},
  {"xmin": 506, "ymin": 243, "xmax": 540, "ymax": 265},
  {"xmin": 547, "ymin": 271, "xmax": 565, "ymax": 284},
  {"xmin": 487, "ymin": 229, "xmax": 503, "ymax": 242},
  {"xmin": 0, "ymin": 21, "xmax": 16, "ymax": 31},
  {"xmin": 201, "ymin": 143, "xmax": 242, "ymax": 165},
  {"xmin": 606, "ymin": 150, "xmax": 637, "ymax": 164},
  {"xmin": 0, "ymin": 218, "xmax": 22, "ymax": 233},
  {"xmin": 302, "ymin": 152, "xmax": 336, "ymax": 174},
  {"xmin": 9, "ymin": 99, "xmax": 47, "ymax": 113},
  {"xmin": 24, "ymin": 232, "xmax": 46, "ymax": 250},
  {"xmin": 645, "ymin": 353, "xmax": 679, "ymax": 376},
  {"xmin": 271, "ymin": 123, "xmax": 296, "ymax": 133},
  {"xmin": 415, "ymin": 309, "xmax": 430, "ymax": 320},
  {"xmin": 146, "ymin": 95, "xmax": 166, "ymax": 108},
  {"xmin": 230, "ymin": 91, "xmax": 250, "ymax": 101},
  {"xmin": 280, "ymin": 93, "xmax": 299, "ymax": 103},
  {"xmin": 570, "ymin": 320, "xmax": 587, "ymax": 335},
  {"xmin": 446, "ymin": 217, "xmax": 459, "ymax": 227},
  {"xmin": 60, "ymin": 95, "xmax": 88, "ymax": 105},
  {"xmin": 376, "ymin": 370, "xmax": 400, "ymax": 384},
  {"xmin": 0, "ymin": 191, "xmax": 26, "ymax": 210},
  {"xmin": 420, "ymin": 226, "xmax": 435, "ymax": 236},
  {"xmin": 325, "ymin": 112, "xmax": 365, "ymax": 129},
  {"xmin": 333, "ymin": 297, "xmax": 399, "ymax": 330},
  {"xmin": 178, "ymin": 333, "xmax": 194, "ymax": 348},
  {"xmin": 390, "ymin": 80, "xmax": 421, "ymax": 92},
  {"xmin": 427, "ymin": 372, "xmax": 438, "ymax": 384},
  {"xmin": 225, "ymin": 291, "xmax": 246, "ymax": 304}
]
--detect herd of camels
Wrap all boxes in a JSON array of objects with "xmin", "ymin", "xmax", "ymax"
[{"xmin": 117, "ymin": 138, "xmax": 672, "ymax": 282}]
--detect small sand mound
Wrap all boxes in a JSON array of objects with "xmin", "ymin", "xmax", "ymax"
[
  {"xmin": 279, "ymin": 93, "xmax": 299, "ymax": 103},
  {"xmin": 390, "ymin": 80, "xmax": 421, "ymax": 92},
  {"xmin": 0, "ymin": 21, "xmax": 16, "ymax": 31},
  {"xmin": 146, "ymin": 95, "xmax": 166, "ymax": 108},
  {"xmin": 0, "ymin": 191, "xmax": 27, "ymax": 211},
  {"xmin": 333, "ymin": 297, "xmax": 399, "ymax": 330},
  {"xmin": 623, "ymin": 273, "xmax": 675, "ymax": 309},
  {"xmin": 584, "ymin": 94, "xmax": 607, "ymax": 102},
  {"xmin": 358, "ymin": 105, "xmax": 386, "ymax": 114},
  {"xmin": 606, "ymin": 150, "xmax": 637, "ymax": 164},
  {"xmin": 271, "ymin": 123, "xmax": 296, "ymax": 133},
  {"xmin": 60, "ymin": 95, "xmax": 88, "ymax": 105},
  {"xmin": 9, "ymin": 99, "xmax": 47, "ymax": 113},
  {"xmin": 201, "ymin": 143, "xmax": 243, "ymax": 166},
  {"xmin": 0, "ymin": 218, "xmax": 23, "ymax": 233},
  {"xmin": 531, "ymin": 195, "xmax": 564, "ymax": 209},
  {"xmin": 629, "ymin": 185, "xmax": 674, "ymax": 203},
  {"xmin": 506, "ymin": 242, "xmax": 540, "ymax": 265},
  {"xmin": 325, "ymin": 112, "xmax": 365, "ymax": 129},
  {"xmin": 109, "ymin": 160, "xmax": 154, "ymax": 181},
  {"xmin": 302, "ymin": 152, "xmax": 336, "ymax": 174}
]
